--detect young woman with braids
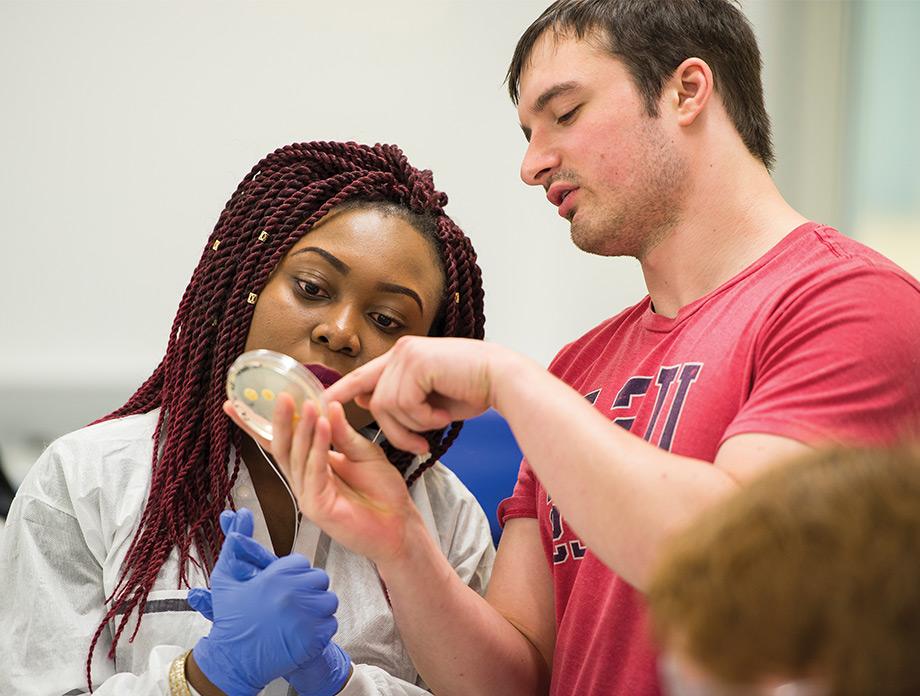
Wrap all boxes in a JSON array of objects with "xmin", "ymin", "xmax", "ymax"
[{"xmin": 0, "ymin": 141, "xmax": 493, "ymax": 696}]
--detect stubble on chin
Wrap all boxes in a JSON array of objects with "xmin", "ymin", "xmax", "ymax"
[
  {"xmin": 569, "ymin": 200, "xmax": 644, "ymax": 258},
  {"xmin": 571, "ymin": 142, "xmax": 688, "ymax": 259}
]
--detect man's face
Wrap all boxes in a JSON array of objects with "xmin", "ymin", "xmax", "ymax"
[{"xmin": 516, "ymin": 32, "xmax": 687, "ymax": 259}]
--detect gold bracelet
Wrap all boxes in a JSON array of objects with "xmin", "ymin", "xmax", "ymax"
[{"xmin": 168, "ymin": 649, "xmax": 192, "ymax": 696}]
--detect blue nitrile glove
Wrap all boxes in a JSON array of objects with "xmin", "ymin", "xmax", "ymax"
[
  {"xmin": 286, "ymin": 640, "xmax": 353, "ymax": 696},
  {"xmin": 189, "ymin": 511, "xmax": 353, "ymax": 696},
  {"xmin": 187, "ymin": 509, "xmax": 277, "ymax": 620},
  {"xmin": 188, "ymin": 509, "xmax": 341, "ymax": 696}
]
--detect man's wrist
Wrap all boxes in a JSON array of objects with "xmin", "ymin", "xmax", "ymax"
[{"xmin": 488, "ymin": 344, "xmax": 541, "ymax": 415}]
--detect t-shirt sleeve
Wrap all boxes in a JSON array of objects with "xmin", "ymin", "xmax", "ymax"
[
  {"xmin": 497, "ymin": 457, "xmax": 538, "ymax": 527},
  {"xmin": 723, "ymin": 266, "xmax": 920, "ymax": 447}
]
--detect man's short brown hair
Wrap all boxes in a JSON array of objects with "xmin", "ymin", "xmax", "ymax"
[{"xmin": 507, "ymin": 0, "xmax": 775, "ymax": 169}]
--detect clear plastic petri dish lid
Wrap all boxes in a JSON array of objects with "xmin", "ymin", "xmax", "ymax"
[{"xmin": 226, "ymin": 349, "xmax": 327, "ymax": 441}]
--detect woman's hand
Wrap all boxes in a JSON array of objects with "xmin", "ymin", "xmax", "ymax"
[
  {"xmin": 224, "ymin": 396, "xmax": 422, "ymax": 566},
  {"xmin": 187, "ymin": 509, "xmax": 343, "ymax": 696}
]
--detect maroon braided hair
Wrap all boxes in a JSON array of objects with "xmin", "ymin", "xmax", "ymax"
[{"xmin": 85, "ymin": 142, "xmax": 485, "ymax": 689}]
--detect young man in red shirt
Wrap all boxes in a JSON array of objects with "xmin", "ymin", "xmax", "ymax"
[{"xmin": 273, "ymin": 1, "xmax": 920, "ymax": 694}]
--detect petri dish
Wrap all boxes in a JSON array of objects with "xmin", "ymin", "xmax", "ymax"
[{"xmin": 226, "ymin": 349, "xmax": 327, "ymax": 441}]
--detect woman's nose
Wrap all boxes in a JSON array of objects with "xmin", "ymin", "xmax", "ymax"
[{"xmin": 311, "ymin": 305, "xmax": 361, "ymax": 356}]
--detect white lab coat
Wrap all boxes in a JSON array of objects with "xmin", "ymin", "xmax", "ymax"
[{"xmin": 0, "ymin": 410, "xmax": 495, "ymax": 695}]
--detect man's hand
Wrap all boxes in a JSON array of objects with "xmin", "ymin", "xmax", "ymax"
[{"xmin": 324, "ymin": 337, "xmax": 512, "ymax": 454}]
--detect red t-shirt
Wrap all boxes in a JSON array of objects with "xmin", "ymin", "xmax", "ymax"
[{"xmin": 498, "ymin": 223, "xmax": 920, "ymax": 696}]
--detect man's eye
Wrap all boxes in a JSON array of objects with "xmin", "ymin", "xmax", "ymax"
[{"xmin": 557, "ymin": 107, "xmax": 580, "ymax": 124}]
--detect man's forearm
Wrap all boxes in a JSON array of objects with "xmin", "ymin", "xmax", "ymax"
[
  {"xmin": 489, "ymin": 348, "xmax": 739, "ymax": 589},
  {"xmin": 376, "ymin": 515, "xmax": 549, "ymax": 696}
]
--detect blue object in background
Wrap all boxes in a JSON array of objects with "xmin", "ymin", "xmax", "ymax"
[{"xmin": 440, "ymin": 409, "xmax": 523, "ymax": 546}]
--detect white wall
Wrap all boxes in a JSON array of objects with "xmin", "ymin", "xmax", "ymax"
[
  {"xmin": 1, "ymin": 1, "xmax": 915, "ymax": 449},
  {"xmin": 1, "ymin": 0, "xmax": 647, "ymax": 443}
]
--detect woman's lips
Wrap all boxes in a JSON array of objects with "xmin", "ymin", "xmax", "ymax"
[{"xmin": 303, "ymin": 364, "xmax": 343, "ymax": 388}]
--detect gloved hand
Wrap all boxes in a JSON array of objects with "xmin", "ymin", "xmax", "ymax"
[
  {"xmin": 187, "ymin": 509, "xmax": 277, "ymax": 620},
  {"xmin": 187, "ymin": 508, "xmax": 342, "ymax": 696},
  {"xmin": 286, "ymin": 640, "xmax": 353, "ymax": 696}
]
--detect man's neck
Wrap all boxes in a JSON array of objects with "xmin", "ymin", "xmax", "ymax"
[{"xmin": 640, "ymin": 154, "xmax": 807, "ymax": 318}]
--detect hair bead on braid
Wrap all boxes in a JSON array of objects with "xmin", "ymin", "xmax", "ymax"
[{"xmin": 84, "ymin": 142, "xmax": 485, "ymax": 691}]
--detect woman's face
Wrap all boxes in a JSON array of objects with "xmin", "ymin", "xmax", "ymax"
[{"xmin": 244, "ymin": 206, "xmax": 445, "ymax": 429}]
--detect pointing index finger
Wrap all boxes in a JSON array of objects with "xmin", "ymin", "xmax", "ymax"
[{"xmin": 324, "ymin": 352, "xmax": 390, "ymax": 405}]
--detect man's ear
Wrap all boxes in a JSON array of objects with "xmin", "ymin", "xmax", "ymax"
[{"xmin": 666, "ymin": 57, "xmax": 714, "ymax": 127}]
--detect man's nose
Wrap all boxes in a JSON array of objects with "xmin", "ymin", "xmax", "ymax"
[{"xmin": 520, "ymin": 135, "xmax": 560, "ymax": 187}]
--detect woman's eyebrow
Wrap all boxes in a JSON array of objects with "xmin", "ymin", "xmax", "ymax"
[
  {"xmin": 376, "ymin": 282, "xmax": 424, "ymax": 313},
  {"xmin": 290, "ymin": 246, "xmax": 424, "ymax": 313},
  {"xmin": 291, "ymin": 246, "xmax": 350, "ymax": 274}
]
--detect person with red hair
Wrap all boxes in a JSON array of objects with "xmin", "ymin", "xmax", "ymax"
[
  {"xmin": 648, "ymin": 445, "xmax": 920, "ymax": 696},
  {"xmin": 0, "ymin": 141, "xmax": 493, "ymax": 695}
]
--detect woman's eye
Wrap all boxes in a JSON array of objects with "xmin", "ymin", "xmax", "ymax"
[
  {"xmin": 297, "ymin": 280, "xmax": 328, "ymax": 299},
  {"xmin": 370, "ymin": 312, "xmax": 403, "ymax": 331},
  {"xmin": 557, "ymin": 106, "xmax": 580, "ymax": 124}
]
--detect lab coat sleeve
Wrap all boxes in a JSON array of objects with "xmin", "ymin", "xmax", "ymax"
[
  {"xmin": 336, "ymin": 665, "xmax": 431, "ymax": 695},
  {"xmin": 441, "ymin": 474, "xmax": 496, "ymax": 597},
  {"xmin": 0, "ymin": 451, "xmax": 182, "ymax": 695}
]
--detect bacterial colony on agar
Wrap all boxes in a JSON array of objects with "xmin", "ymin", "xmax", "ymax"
[{"xmin": 226, "ymin": 349, "xmax": 327, "ymax": 441}]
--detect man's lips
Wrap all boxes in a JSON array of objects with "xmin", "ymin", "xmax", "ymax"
[
  {"xmin": 303, "ymin": 364, "xmax": 343, "ymax": 388},
  {"xmin": 546, "ymin": 183, "xmax": 579, "ymax": 219},
  {"xmin": 557, "ymin": 188, "xmax": 578, "ymax": 219}
]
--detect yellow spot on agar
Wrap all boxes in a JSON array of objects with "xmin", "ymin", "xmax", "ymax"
[
  {"xmin": 243, "ymin": 387, "xmax": 259, "ymax": 401},
  {"xmin": 261, "ymin": 389, "xmax": 275, "ymax": 401}
]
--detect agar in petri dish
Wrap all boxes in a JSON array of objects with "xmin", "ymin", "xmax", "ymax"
[{"xmin": 226, "ymin": 349, "xmax": 326, "ymax": 441}]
